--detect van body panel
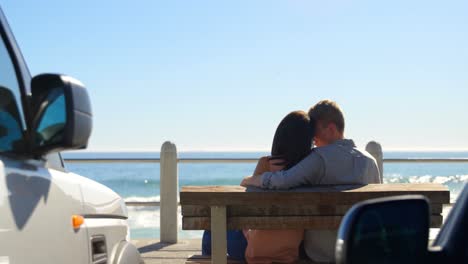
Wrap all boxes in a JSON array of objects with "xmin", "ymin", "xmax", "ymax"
[
  {"xmin": 0, "ymin": 156, "xmax": 89, "ymax": 263},
  {"xmin": 85, "ymin": 218, "xmax": 131, "ymax": 263},
  {"xmin": 76, "ymin": 173, "xmax": 128, "ymax": 218}
]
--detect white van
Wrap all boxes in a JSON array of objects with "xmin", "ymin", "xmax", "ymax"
[{"xmin": 0, "ymin": 7, "xmax": 142, "ymax": 264}]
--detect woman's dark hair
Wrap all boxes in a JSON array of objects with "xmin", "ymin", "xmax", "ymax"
[{"xmin": 270, "ymin": 110, "xmax": 314, "ymax": 169}]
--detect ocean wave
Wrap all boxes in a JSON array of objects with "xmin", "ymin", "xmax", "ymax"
[
  {"xmin": 127, "ymin": 207, "xmax": 160, "ymax": 228},
  {"xmin": 126, "ymin": 207, "xmax": 184, "ymax": 229},
  {"xmin": 410, "ymin": 174, "xmax": 468, "ymax": 184},
  {"xmin": 384, "ymin": 174, "xmax": 467, "ymax": 203},
  {"xmin": 124, "ymin": 195, "xmax": 182, "ymax": 203},
  {"xmin": 125, "ymin": 195, "xmax": 161, "ymax": 202},
  {"xmin": 383, "ymin": 174, "xmax": 468, "ymax": 184}
]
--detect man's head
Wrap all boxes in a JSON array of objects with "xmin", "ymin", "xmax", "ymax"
[{"xmin": 308, "ymin": 100, "xmax": 345, "ymax": 147}]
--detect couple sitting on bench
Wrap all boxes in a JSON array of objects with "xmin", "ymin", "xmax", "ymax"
[{"xmin": 202, "ymin": 99, "xmax": 382, "ymax": 263}]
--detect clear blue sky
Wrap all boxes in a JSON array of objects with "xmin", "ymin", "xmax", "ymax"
[{"xmin": 2, "ymin": 1, "xmax": 468, "ymax": 151}]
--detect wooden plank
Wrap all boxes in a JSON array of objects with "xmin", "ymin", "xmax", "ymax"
[
  {"xmin": 186, "ymin": 255, "xmax": 243, "ymax": 264},
  {"xmin": 185, "ymin": 255, "xmax": 316, "ymax": 264},
  {"xmin": 183, "ymin": 214, "xmax": 443, "ymax": 230},
  {"xmin": 182, "ymin": 204, "xmax": 443, "ymax": 217},
  {"xmin": 181, "ymin": 183, "xmax": 449, "ymax": 194},
  {"xmin": 182, "ymin": 205, "xmax": 353, "ymax": 217},
  {"xmin": 430, "ymin": 215, "xmax": 443, "ymax": 228},
  {"xmin": 180, "ymin": 184, "xmax": 450, "ymax": 206},
  {"xmin": 183, "ymin": 216, "xmax": 341, "ymax": 230},
  {"xmin": 430, "ymin": 204, "xmax": 443, "ymax": 215}
]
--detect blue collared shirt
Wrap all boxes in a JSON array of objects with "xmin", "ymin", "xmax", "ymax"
[{"xmin": 261, "ymin": 139, "xmax": 381, "ymax": 189}]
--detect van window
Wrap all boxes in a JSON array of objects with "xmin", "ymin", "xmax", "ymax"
[
  {"xmin": 0, "ymin": 35, "xmax": 24, "ymax": 153},
  {"xmin": 36, "ymin": 90, "xmax": 66, "ymax": 146}
]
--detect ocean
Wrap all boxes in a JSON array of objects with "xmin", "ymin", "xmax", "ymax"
[{"xmin": 63, "ymin": 151, "xmax": 468, "ymax": 240}]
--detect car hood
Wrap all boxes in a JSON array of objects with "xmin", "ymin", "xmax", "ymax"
[{"xmin": 69, "ymin": 172, "xmax": 128, "ymax": 218}]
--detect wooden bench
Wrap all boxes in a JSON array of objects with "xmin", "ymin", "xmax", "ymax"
[{"xmin": 180, "ymin": 183, "xmax": 450, "ymax": 264}]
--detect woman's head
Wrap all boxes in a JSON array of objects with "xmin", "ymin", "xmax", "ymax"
[{"xmin": 271, "ymin": 110, "xmax": 314, "ymax": 169}]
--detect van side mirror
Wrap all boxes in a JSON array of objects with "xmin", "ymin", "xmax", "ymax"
[
  {"xmin": 31, "ymin": 74, "xmax": 92, "ymax": 155},
  {"xmin": 335, "ymin": 195, "xmax": 430, "ymax": 264}
]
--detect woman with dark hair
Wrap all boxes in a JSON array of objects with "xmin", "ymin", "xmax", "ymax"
[
  {"xmin": 269, "ymin": 110, "xmax": 315, "ymax": 171},
  {"xmin": 243, "ymin": 110, "xmax": 314, "ymax": 264},
  {"xmin": 202, "ymin": 110, "xmax": 314, "ymax": 263}
]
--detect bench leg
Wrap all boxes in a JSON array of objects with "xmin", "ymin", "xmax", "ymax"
[{"xmin": 211, "ymin": 206, "xmax": 227, "ymax": 264}]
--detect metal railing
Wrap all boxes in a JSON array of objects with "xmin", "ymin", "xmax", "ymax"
[
  {"xmin": 63, "ymin": 141, "xmax": 467, "ymax": 243},
  {"xmin": 64, "ymin": 157, "xmax": 468, "ymax": 164}
]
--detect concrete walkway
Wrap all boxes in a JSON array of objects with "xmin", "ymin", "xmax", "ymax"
[
  {"xmin": 133, "ymin": 239, "xmax": 323, "ymax": 264},
  {"xmin": 133, "ymin": 239, "xmax": 202, "ymax": 264}
]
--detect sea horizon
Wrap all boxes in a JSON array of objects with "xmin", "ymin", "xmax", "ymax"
[
  {"xmin": 62, "ymin": 150, "xmax": 468, "ymax": 160},
  {"xmin": 64, "ymin": 148, "xmax": 468, "ymax": 153}
]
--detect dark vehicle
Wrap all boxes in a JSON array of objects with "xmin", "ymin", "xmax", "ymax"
[{"xmin": 336, "ymin": 184, "xmax": 467, "ymax": 263}]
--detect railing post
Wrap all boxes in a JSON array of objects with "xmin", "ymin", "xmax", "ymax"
[
  {"xmin": 366, "ymin": 141, "xmax": 383, "ymax": 179},
  {"xmin": 160, "ymin": 141, "xmax": 178, "ymax": 243}
]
